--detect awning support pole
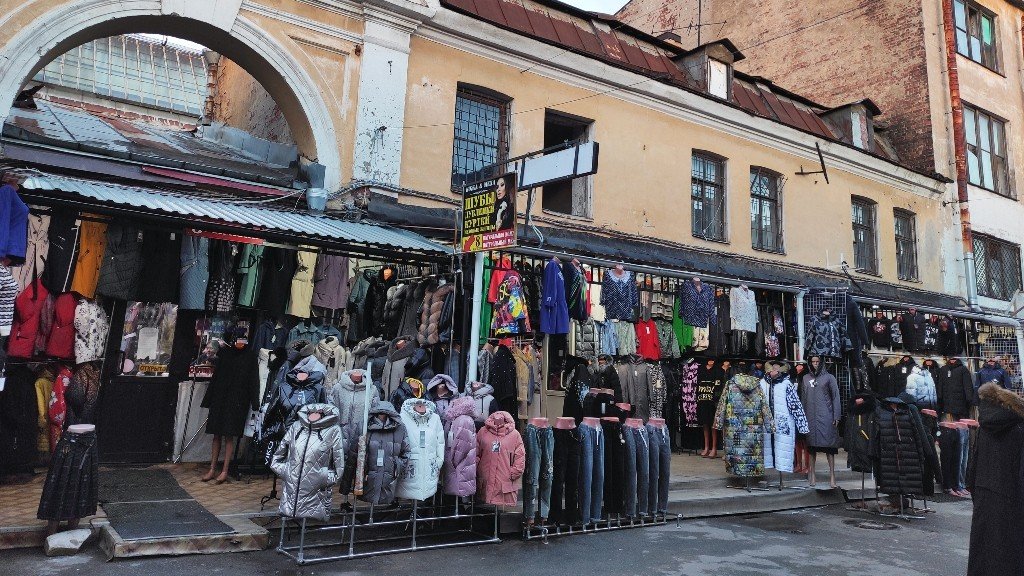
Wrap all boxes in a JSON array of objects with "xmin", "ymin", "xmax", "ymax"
[
  {"xmin": 465, "ymin": 252, "xmax": 485, "ymax": 383},
  {"xmin": 796, "ymin": 290, "xmax": 807, "ymax": 362}
]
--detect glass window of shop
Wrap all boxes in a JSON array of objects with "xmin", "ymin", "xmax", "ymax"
[
  {"xmin": 749, "ymin": 167, "xmax": 783, "ymax": 253},
  {"xmin": 692, "ymin": 152, "xmax": 727, "ymax": 242}
]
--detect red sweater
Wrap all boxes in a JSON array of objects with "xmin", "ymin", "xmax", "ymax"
[{"xmin": 635, "ymin": 319, "xmax": 661, "ymax": 360}]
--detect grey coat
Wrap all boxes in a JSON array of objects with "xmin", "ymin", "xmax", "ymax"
[
  {"xmin": 617, "ymin": 359, "xmax": 652, "ymax": 421},
  {"xmin": 381, "ymin": 335, "xmax": 419, "ymax": 399},
  {"xmin": 800, "ymin": 369, "xmax": 842, "ymax": 449},
  {"xmin": 270, "ymin": 403, "xmax": 346, "ymax": 521},
  {"xmin": 573, "ymin": 318, "xmax": 599, "ymax": 359},
  {"xmin": 358, "ymin": 401, "xmax": 412, "ymax": 506}
]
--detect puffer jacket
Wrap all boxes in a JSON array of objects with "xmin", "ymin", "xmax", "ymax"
[
  {"xmin": 345, "ymin": 270, "xmax": 372, "ymax": 344},
  {"xmin": 976, "ymin": 362, "xmax": 1010, "ymax": 393},
  {"xmin": 871, "ymin": 397, "xmax": 929, "ymax": 495},
  {"xmin": 904, "ymin": 366, "xmax": 937, "ymax": 409},
  {"xmin": 381, "ymin": 283, "xmax": 409, "ymax": 340},
  {"xmin": 381, "ymin": 335, "xmax": 419, "ymax": 399},
  {"xmin": 572, "ymin": 318, "xmax": 598, "ymax": 359},
  {"xmin": 442, "ymin": 396, "xmax": 478, "ymax": 496},
  {"xmin": 936, "ymin": 358, "xmax": 975, "ymax": 418},
  {"xmin": 358, "ymin": 400, "xmax": 411, "ymax": 506},
  {"xmin": 270, "ymin": 403, "xmax": 345, "ymax": 521},
  {"xmin": 404, "ymin": 347, "xmax": 436, "ymax": 383},
  {"xmin": 418, "ymin": 283, "xmax": 456, "ymax": 347},
  {"xmin": 95, "ymin": 223, "xmax": 143, "ymax": 300},
  {"xmin": 44, "ymin": 292, "xmax": 77, "ymax": 360},
  {"xmin": 396, "ymin": 280, "xmax": 424, "ymax": 341},
  {"xmin": 475, "ymin": 411, "xmax": 526, "ymax": 506},
  {"xmin": 845, "ymin": 392, "xmax": 877, "ymax": 473},
  {"xmin": 365, "ymin": 266, "xmax": 398, "ymax": 338},
  {"xmin": 806, "ymin": 312, "xmax": 845, "ymax": 358},
  {"xmin": 262, "ymin": 354, "xmax": 328, "ymax": 444},
  {"xmin": 468, "ymin": 382, "xmax": 496, "ymax": 424},
  {"xmin": 8, "ymin": 278, "xmax": 50, "ymax": 359},
  {"xmin": 426, "ymin": 374, "xmax": 457, "ymax": 416},
  {"xmin": 391, "ymin": 376, "xmax": 425, "ymax": 412},
  {"xmin": 396, "ymin": 399, "xmax": 445, "ymax": 501},
  {"xmin": 330, "ymin": 368, "xmax": 384, "ymax": 495}
]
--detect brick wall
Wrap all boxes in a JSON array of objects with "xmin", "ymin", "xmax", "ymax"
[
  {"xmin": 210, "ymin": 58, "xmax": 294, "ymax": 145},
  {"xmin": 617, "ymin": 0, "xmax": 937, "ymax": 175}
]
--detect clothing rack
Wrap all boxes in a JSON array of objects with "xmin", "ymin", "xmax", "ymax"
[{"xmin": 521, "ymin": 511, "xmax": 679, "ymax": 542}]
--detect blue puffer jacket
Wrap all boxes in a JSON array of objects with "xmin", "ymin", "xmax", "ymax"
[{"xmin": 976, "ymin": 363, "xmax": 1009, "ymax": 394}]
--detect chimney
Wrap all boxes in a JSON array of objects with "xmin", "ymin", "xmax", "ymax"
[
  {"xmin": 672, "ymin": 39, "xmax": 743, "ymax": 100},
  {"xmin": 819, "ymin": 99, "xmax": 881, "ymax": 151}
]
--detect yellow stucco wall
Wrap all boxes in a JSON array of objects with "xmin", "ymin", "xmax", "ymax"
[{"xmin": 401, "ymin": 35, "xmax": 948, "ymax": 292}]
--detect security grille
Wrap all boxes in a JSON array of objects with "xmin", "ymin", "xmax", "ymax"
[
  {"xmin": 974, "ymin": 233, "xmax": 1023, "ymax": 300},
  {"xmin": 451, "ymin": 88, "xmax": 509, "ymax": 189}
]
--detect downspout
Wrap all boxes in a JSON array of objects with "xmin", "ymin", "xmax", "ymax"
[
  {"xmin": 796, "ymin": 290, "xmax": 807, "ymax": 361},
  {"xmin": 941, "ymin": 0, "xmax": 980, "ymax": 310}
]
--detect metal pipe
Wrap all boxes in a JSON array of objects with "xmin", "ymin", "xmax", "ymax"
[
  {"xmin": 465, "ymin": 251, "xmax": 485, "ymax": 384},
  {"xmin": 942, "ymin": 0, "xmax": 980, "ymax": 310},
  {"xmin": 852, "ymin": 294, "xmax": 1021, "ymax": 327}
]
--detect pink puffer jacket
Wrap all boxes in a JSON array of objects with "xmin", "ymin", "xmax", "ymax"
[
  {"xmin": 475, "ymin": 411, "xmax": 525, "ymax": 506},
  {"xmin": 442, "ymin": 397, "xmax": 478, "ymax": 496}
]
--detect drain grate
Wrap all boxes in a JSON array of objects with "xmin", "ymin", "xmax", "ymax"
[{"xmin": 843, "ymin": 519, "xmax": 900, "ymax": 531}]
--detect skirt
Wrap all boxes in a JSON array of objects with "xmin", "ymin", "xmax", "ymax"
[
  {"xmin": 808, "ymin": 446, "xmax": 838, "ymax": 455},
  {"xmin": 696, "ymin": 401, "xmax": 717, "ymax": 427},
  {"xmin": 37, "ymin": 430, "xmax": 99, "ymax": 521}
]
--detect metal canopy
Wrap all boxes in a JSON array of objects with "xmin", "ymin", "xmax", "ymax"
[{"xmin": 19, "ymin": 174, "xmax": 451, "ymax": 261}]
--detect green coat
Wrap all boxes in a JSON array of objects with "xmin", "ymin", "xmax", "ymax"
[{"xmin": 237, "ymin": 244, "xmax": 265, "ymax": 307}]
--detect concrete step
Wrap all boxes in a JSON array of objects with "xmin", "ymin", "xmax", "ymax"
[
  {"xmin": 667, "ymin": 485, "xmax": 845, "ymax": 519},
  {"xmin": 668, "ymin": 468, "xmax": 868, "ymax": 491},
  {"xmin": 98, "ymin": 515, "xmax": 268, "ymax": 560}
]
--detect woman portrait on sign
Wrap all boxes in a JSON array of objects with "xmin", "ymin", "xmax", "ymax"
[{"xmin": 492, "ymin": 175, "xmax": 514, "ymax": 232}]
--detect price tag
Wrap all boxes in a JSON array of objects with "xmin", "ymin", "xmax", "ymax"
[
  {"xmin": 376, "ymin": 449, "xmax": 385, "ymax": 467},
  {"xmin": 420, "ymin": 430, "xmax": 426, "ymax": 449},
  {"xmin": 492, "ymin": 440, "xmax": 500, "ymax": 453}
]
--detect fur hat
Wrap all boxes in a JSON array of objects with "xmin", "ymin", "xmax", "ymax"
[{"xmin": 766, "ymin": 360, "xmax": 790, "ymax": 373}]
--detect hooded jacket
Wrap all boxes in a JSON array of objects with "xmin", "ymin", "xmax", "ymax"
[
  {"xmin": 270, "ymin": 403, "xmax": 345, "ymax": 521},
  {"xmin": 381, "ymin": 335, "xmax": 419, "ymax": 399},
  {"xmin": 468, "ymin": 382, "xmax": 496, "ymax": 424},
  {"xmin": 976, "ymin": 362, "xmax": 1010, "ymax": 394},
  {"xmin": 845, "ymin": 392, "xmax": 877, "ymax": 473},
  {"xmin": 967, "ymin": 383, "xmax": 1024, "ymax": 576},
  {"xmin": 800, "ymin": 366, "xmax": 842, "ymax": 449},
  {"xmin": 904, "ymin": 366, "xmax": 937, "ymax": 410},
  {"xmin": 350, "ymin": 337, "xmax": 383, "ymax": 370},
  {"xmin": 381, "ymin": 283, "xmax": 409, "ymax": 340},
  {"xmin": 358, "ymin": 400, "xmax": 412, "ymax": 506},
  {"xmin": 329, "ymin": 368, "xmax": 383, "ymax": 495},
  {"xmin": 426, "ymin": 374, "xmax": 457, "ymax": 416},
  {"xmin": 396, "ymin": 399, "xmax": 445, "ymax": 501},
  {"xmin": 761, "ymin": 373, "xmax": 809, "ymax": 473},
  {"xmin": 871, "ymin": 397, "xmax": 935, "ymax": 496},
  {"xmin": 390, "ymin": 377, "xmax": 425, "ymax": 413},
  {"xmin": 935, "ymin": 317, "xmax": 961, "ymax": 356},
  {"xmin": 442, "ymin": 397, "xmax": 478, "ymax": 496},
  {"xmin": 345, "ymin": 270, "xmax": 373, "ymax": 344},
  {"xmin": 475, "ymin": 411, "xmax": 526, "ymax": 505},
  {"xmin": 262, "ymin": 353, "xmax": 328, "ymax": 443},
  {"xmin": 714, "ymin": 374, "xmax": 774, "ymax": 477},
  {"xmin": 936, "ymin": 358, "xmax": 975, "ymax": 418}
]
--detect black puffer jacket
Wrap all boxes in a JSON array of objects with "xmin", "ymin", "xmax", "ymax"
[
  {"xmin": 593, "ymin": 357, "xmax": 623, "ymax": 402},
  {"xmin": 872, "ymin": 397, "xmax": 930, "ymax": 495},
  {"xmin": 95, "ymin": 223, "xmax": 143, "ymax": 300},
  {"xmin": 845, "ymin": 392, "xmax": 877, "ymax": 473},
  {"xmin": 381, "ymin": 284, "xmax": 409, "ymax": 341},
  {"xmin": 364, "ymin": 266, "xmax": 398, "ymax": 338},
  {"xmin": 397, "ymin": 280, "xmax": 426, "ymax": 340},
  {"xmin": 936, "ymin": 358, "xmax": 975, "ymax": 418},
  {"xmin": 358, "ymin": 400, "xmax": 412, "ymax": 506}
]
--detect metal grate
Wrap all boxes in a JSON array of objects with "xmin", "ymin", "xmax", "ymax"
[
  {"xmin": 451, "ymin": 88, "xmax": 508, "ymax": 189},
  {"xmin": 692, "ymin": 152, "xmax": 726, "ymax": 242},
  {"xmin": 975, "ymin": 324, "xmax": 1022, "ymax": 393},
  {"xmin": 973, "ymin": 233, "xmax": 1022, "ymax": 300},
  {"xmin": 750, "ymin": 167, "xmax": 785, "ymax": 253},
  {"xmin": 803, "ymin": 288, "xmax": 853, "ymax": 412}
]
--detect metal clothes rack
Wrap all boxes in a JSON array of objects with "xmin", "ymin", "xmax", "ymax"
[
  {"xmin": 521, "ymin": 512, "xmax": 679, "ymax": 542},
  {"xmin": 275, "ymin": 496, "xmax": 501, "ymax": 564}
]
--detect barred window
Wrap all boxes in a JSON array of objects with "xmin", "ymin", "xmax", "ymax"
[
  {"xmin": 692, "ymin": 152, "xmax": 726, "ymax": 242},
  {"xmin": 954, "ymin": 0, "xmax": 999, "ymax": 71},
  {"xmin": 974, "ymin": 233, "xmax": 1023, "ymax": 300},
  {"xmin": 851, "ymin": 197, "xmax": 878, "ymax": 274},
  {"xmin": 451, "ymin": 86, "xmax": 510, "ymax": 189},
  {"xmin": 750, "ymin": 167, "xmax": 783, "ymax": 253},
  {"xmin": 964, "ymin": 104, "xmax": 1010, "ymax": 197},
  {"xmin": 894, "ymin": 209, "xmax": 919, "ymax": 281}
]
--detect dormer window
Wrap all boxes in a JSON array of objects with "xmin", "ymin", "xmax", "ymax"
[
  {"xmin": 707, "ymin": 59, "xmax": 729, "ymax": 99},
  {"xmin": 673, "ymin": 39, "xmax": 743, "ymax": 101}
]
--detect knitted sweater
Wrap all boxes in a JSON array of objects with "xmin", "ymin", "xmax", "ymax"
[{"xmin": 600, "ymin": 270, "xmax": 639, "ymax": 321}]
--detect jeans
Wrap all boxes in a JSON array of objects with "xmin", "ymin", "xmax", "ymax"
[
  {"xmin": 621, "ymin": 426, "xmax": 638, "ymax": 517},
  {"xmin": 551, "ymin": 428, "xmax": 580, "ymax": 524},
  {"xmin": 524, "ymin": 424, "xmax": 554, "ymax": 520},
  {"xmin": 652, "ymin": 424, "xmax": 671, "ymax": 513},
  {"xmin": 601, "ymin": 421, "xmax": 624, "ymax": 516},
  {"xmin": 632, "ymin": 426, "xmax": 650, "ymax": 516},
  {"xmin": 958, "ymin": 427, "xmax": 970, "ymax": 491},
  {"xmin": 646, "ymin": 424, "xmax": 663, "ymax": 516},
  {"xmin": 577, "ymin": 423, "xmax": 605, "ymax": 523}
]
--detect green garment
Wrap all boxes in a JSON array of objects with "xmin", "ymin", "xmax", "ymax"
[
  {"xmin": 237, "ymin": 244, "xmax": 265, "ymax": 307},
  {"xmin": 673, "ymin": 298, "xmax": 694, "ymax": 350},
  {"xmin": 479, "ymin": 255, "xmax": 493, "ymax": 342}
]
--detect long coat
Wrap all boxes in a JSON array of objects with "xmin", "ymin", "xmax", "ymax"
[
  {"xmin": 442, "ymin": 397, "xmax": 478, "ymax": 496},
  {"xmin": 800, "ymin": 369, "xmax": 842, "ymax": 449},
  {"xmin": 968, "ymin": 383, "xmax": 1024, "ymax": 576},
  {"xmin": 714, "ymin": 374, "xmax": 774, "ymax": 477},
  {"xmin": 203, "ymin": 345, "xmax": 260, "ymax": 437},
  {"xmin": 396, "ymin": 399, "xmax": 445, "ymax": 501},
  {"xmin": 358, "ymin": 401, "xmax": 412, "ymax": 506},
  {"xmin": 762, "ymin": 376, "xmax": 809, "ymax": 473},
  {"xmin": 270, "ymin": 404, "xmax": 345, "ymax": 521}
]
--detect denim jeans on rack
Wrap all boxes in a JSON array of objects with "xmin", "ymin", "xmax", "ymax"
[
  {"xmin": 631, "ymin": 425, "xmax": 650, "ymax": 517},
  {"xmin": 958, "ymin": 427, "xmax": 970, "ymax": 491},
  {"xmin": 523, "ymin": 424, "xmax": 554, "ymax": 521},
  {"xmin": 646, "ymin": 424, "xmax": 662, "ymax": 516},
  {"xmin": 653, "ymin": 424, "xmax": 672, "ymax": 513},
  {"xmin": 621, "ymin": 425, "xmax": 638, "ymax": 517},
  {"xmin": 551, "ymin": 427, "xmax": 581, "ymax": 524},
  {"xmin": 577, "ymin": 423, "xmax": 605, "ymax": 524}
]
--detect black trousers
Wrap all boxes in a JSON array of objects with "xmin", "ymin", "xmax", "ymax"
[
  {"xmin": 550, "ymin": 428, "xmax": 581, "ymax": 525},
  {"xmin": 601, "ymin": 421, "xmax": 625, "ymax": 516},
  {"xmin": 938, "ymin": 427, "xmax": 960, "ymax": 491}
]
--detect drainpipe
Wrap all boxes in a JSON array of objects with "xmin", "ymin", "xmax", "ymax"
[
  {"xmin": 942, "ymin": 0, "xmax": 980, "ymax": 310},
  {"xmin": 465, "ymin": 251, "xmax": 485, "ymax": 384},
  {"xmin": 796, "ymin": 290, "xmax": 806, "ymax": 361}
]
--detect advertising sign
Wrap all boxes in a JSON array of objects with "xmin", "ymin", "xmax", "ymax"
[{"xmin": 460, "ymin": 172, "xmax": 517, "ymax": 253}]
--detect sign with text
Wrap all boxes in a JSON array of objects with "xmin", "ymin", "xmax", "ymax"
[{"xmin": 460, "ymin": 172, "xmax": 517, "ymax": 253}]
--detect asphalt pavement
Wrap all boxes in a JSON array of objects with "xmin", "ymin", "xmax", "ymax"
[{"xmin": 10, "ymin": 499, "xmax": 972, "ymax": 576}]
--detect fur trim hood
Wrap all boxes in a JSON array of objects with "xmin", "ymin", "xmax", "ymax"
[
  {"xmin": 367, "ymin": 400, "xmax": 401, "ymax": 431},
  {"xmin": 979, "ymin": 382, "xmax": 1024, "ymax": 434},
  {"xmin": 484, "ymin": 411, "xmax": 516, "ymax": 436},
  {"xmin": 401, "ymin": 398, "xmax": 436, "ymax": 425},
  {"xmin": 443, "ymin": 396, "xmax": 478, "ymax": 423}
]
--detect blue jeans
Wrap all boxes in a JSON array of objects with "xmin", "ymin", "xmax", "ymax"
[
  {"xmin": 654, "ymin": 424, "xmax": 671, "ymax": 513},
  {"xmin": 632, "ymin": 426, "xmax": 650, "ymax": 517},
  {"xmin": 621, "ymin": 425, "xmax": 637, "ymax": 517},
  {"xmin": 645, "ymin": 424, "xmax": 663, "ymax": 516},
  {"xmin": 958, "ymin": 427, "xmax": 969, "ymax": 491},
  {"xmin": 524, "ymin": 425, "xmax": 554, "ymax": 520},
  {"xmin": 577, "ymin": 423, "xmax": 605, "ymax": 523}
]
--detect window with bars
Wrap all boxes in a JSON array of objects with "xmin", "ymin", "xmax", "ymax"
[
  {"xmin": 692, "ymin": 152, "xmax": 726, "ymax": 242},
  {"xmin": 451, "ymin": 86, "xmax": 510, "ymax": 189},
  {"xmin": 749, "ymin": 167, "xmax": 783, "ymax": 253},
  {"xmin": 954, "ymin": 0, "xmax": 999, "ymax": 70},
  {"xmin": 974, "ymin": 233, "xmax": 1023, "ymax": 300},
  {"xmin": 964, "ymin": 104, "xmax": 1011, "ymax": 197},
  {"xmin": 894, "ymin": 209, "xmax": 919, "ymax": 281},
  {"xmin": 851, "ymin": 197, "xmax": 878, "ymax": 274}
]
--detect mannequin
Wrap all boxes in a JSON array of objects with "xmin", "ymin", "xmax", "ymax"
[
  {"xmin": 648, "ymin": 417, "xmax": 666, "ymax": 428},
  {"xmin": 553, "ymin": 416, "xmax": 575, "ymax": 429},
  {"xmin": 624, "ymin": 418, "xmax": 643, "ymax": 428},
  {"xmin": 801, "ymin": 356, "xmax": 842, "ymax": 488},
  {"xmin": 696, "ymin": 359, "xmax": 722, "ymax": 458},
  {"xmin": 201, "ymin": 325, "xmax": 260, "ymax": 484},
  {"xmin": 530, "ymin": 417, "xmax": 549, "ymax": 428},
  {"xmin": 40, "ymin": 423, "xmax": 97, "ymax": 536}
]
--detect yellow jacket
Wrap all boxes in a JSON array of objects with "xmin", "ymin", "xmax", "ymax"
[
  {"xmin": 70, "ymin": 218, "xmax": 107, "ymax": 298},
  {"xmin": 34, "ymin": 369, "xmax": 55, "ymax": 453}
]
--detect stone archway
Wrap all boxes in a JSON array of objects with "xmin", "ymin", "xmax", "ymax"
[{"xmin": 0, "ymin": 0, "xmax": 344, "ymax": 190}]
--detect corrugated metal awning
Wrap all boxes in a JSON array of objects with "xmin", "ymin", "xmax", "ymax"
[{"xmin": 19, "ymin": 174, "xmax": 451, "ymax": 259}]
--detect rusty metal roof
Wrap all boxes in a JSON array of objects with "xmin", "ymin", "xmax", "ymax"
[
  {"xmin": 3, "ymin": 102, "xmax": 298, "ymax": 186},
  {"xmin": 441, "ymin": 0, "xmax": 904, "ymax": 164}
]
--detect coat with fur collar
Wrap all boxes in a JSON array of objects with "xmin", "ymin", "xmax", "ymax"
[
  {"xmin": 968, "ymin": 383, "xmax": 1024, "ymax": 576},
  {"xmin": 395, "ymin": 399, "xmax": 445, "ymax": 501}
]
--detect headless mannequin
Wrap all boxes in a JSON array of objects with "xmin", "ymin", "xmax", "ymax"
[
  {"xmin": 615, "ymin": 402, "xmax": 631, "ymax": 414},
  {"xmin": 581, "ymin": 417, "xmax": 601, "ymax": 428},
  {"xmin": 700, "ymin": 359, "xmax": 718, "ymax": 459},
  {"xmin": 648, "ymin": 417, "xmax": 665, "ymax": 428},
  {"xmin": 613, "ymin": 264, "xmax": 625, "ymax": 277},
  {"xmin": 351, "ymin": 371, "xmax": 364, "ymax": 384},
  {"xmin": 553, "ymin": 417, "xmax": 576, "ymax": 430},
  {"xmin": 529, "ymin": 417, "xmax": 549, "ymax": 428},
  {"xmin": 692, "ymin": 277, "xmax": 703, "ymax": 292},
  {"xmin": 624, "ymin": 418, "xmax": 643, "ymax": 429},
  {"xmin": 202, "ymin": 337, "xmax": 253, "ymax": 485},
  {"xmin": 46, "ymin": 424, "xmax": 95, "ymax": 536},
  {"xmin": 806, "ymin": 357, "xmax": 838, "ymax": 489}
]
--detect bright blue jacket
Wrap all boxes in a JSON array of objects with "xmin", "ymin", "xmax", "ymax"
[{"xmin": 540, "ymin": 259, "xmax": 570, "ymax": 335}]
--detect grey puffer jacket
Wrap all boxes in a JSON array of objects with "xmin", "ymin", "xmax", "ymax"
[
  {"xmin": 468, "ymin": 382, "xmax": 496, "ymax": 425},
  {"xmin": 270, "ymin": 404, "xmax": 345, "ymax": 521},
  {"xmin": 572, "ymin": 318, "xmax": 598, "ymax": 359},
  {"xmin": 358, "ymin": 400, "xmax": 412, "ymax": 506},
  {"xmin": 426, "ymin": 374, "xmax": 458, "ymax": 416},
  {"xmin": 329, "ymin": 369, "xmax": 382, "ymax": 494}
]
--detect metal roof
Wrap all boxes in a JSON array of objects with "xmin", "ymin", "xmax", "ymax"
[{"xmin": 20, "ymin": 174, "xmax": 451, "ymax": 257}]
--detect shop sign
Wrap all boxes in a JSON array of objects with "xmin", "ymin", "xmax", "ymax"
[{"xmin": 460, "ymin": 172, "xmax": 517, "ymax": 253}]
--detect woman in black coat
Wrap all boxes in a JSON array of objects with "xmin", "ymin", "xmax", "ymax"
[
  {"xmin": 201, "ymin": 326, "xmax": 259, "ymax": 483},
  {"xmin": 967, "ymin": 383, "xmax": 1024, "ymax": 576}
]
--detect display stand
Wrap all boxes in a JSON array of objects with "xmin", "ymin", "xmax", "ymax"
[
  {"xmin": 727, "ymin": 476, "xmax": 771, "ymax": 493},
  {"xmin": 522, "ymin": 511, "xmax": 679, "ymax": 543},
  {"xmin": 275, "ymin": 496, "xmax": 500, "ymax": 564}
]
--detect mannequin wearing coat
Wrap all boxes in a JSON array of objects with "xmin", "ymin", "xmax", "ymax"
[
  {"xmin": 760, "ymin": 362, "xmax": 809, "ymax": 474},
  {"xmin": 396, "ymin": 398, "xmax": 445, "ymax": 501},
  {"xmin": 800, "ymin": 356, "xmax": 842, "ymax": 488}
]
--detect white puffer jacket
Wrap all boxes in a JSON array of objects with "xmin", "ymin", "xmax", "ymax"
[
  {"xmin": 395, "ymin": 398, "xmax": 445, "ymax": 501},
  {"xmin": 904, "ymin": 366, "xmax": 937, "ymax": 409}
]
